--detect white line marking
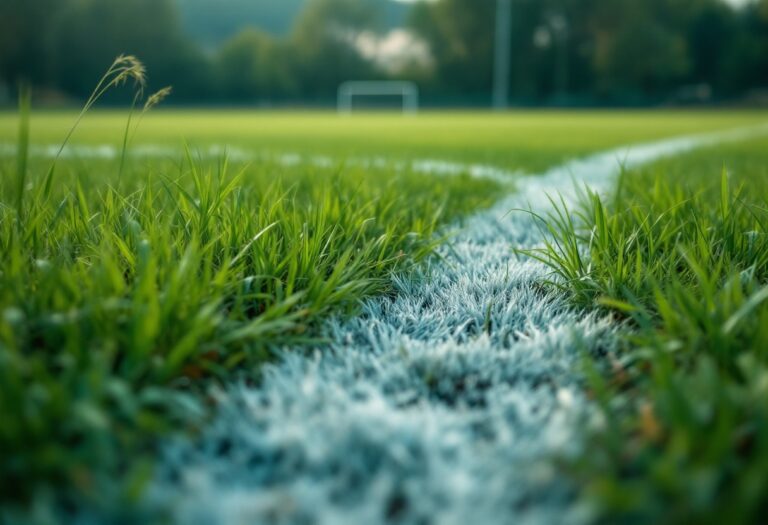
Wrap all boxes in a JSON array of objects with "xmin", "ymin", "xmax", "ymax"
[
  {"xmin": 0, "ymin": 142, "xmax": 522, "ymax": 183},
  {"xmin": 137, "ymin": 125, "xmax": 768, "ymax": 525}
]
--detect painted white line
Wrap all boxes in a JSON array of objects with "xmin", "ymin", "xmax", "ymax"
[
  {"xmin": 139, "ymin": 125, "xmax": 768, "ymax": 525},
  {"xmin": 0, "ymin": 141, "xmax": 522, "ymax": 183}
]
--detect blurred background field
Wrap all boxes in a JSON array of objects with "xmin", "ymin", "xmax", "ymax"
[{"xmin": 1, "ymin": 110, "xmax": 767, "ymax": 171}]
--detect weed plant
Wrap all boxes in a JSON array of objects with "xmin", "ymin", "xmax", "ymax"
[{"xmin": 523, "ymin": 138, "xmax": 768, "ymax": 524}]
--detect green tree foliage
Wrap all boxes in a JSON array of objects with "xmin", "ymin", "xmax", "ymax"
[
  {"xmin": 51, "ymin": 0, "xmax": 212, "ymax": 102},
  {"xmin": 0, "ymin": 0, "xmax": 65, "ymax": 87},
  {"xmin": 290, "ymin": 0, "xmax": 380, "ymax": 99},
  {"xmin": 175, "ymin": 0, "xmax": 406, "ymax": 47},
  {"xmin": 588, "ymin": 0, "xmax": 690, "ymax": 98},
  {"xmin": 177, "ymin": 0, "xmax": 306, "ymax": 46},
  {"xmin": 408, "ymin": 0, "xmax": 496, "ymax": 98},
  {"xmin": 1, "ymin": 0, "xmax": 767, "ymax": 105},
  {"xmin": 217, "ymin": 29, "xmax": 297, "ymax": 102},
  {"xmin": 214, "ymin": 0, "xmax": 380, "ymax": 102},
  {"xmin": 409, "ymin": 0, "xmax": 768, "ymax": 104},
  {"xmin": 724, "ymin": 1, "xmax": 768, "ymax": 94}
]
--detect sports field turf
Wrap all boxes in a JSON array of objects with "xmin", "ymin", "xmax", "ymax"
[
  {"xmin": 1, "ymin": 101, "xmax": 767, "ymax": 522},
  {"xmin": 1, "ymin": 110, "xmax": 765, "ymax": 170},
  {"xmin": 529, "ymin": 135, "xmax": 768, "ymax": 523}
]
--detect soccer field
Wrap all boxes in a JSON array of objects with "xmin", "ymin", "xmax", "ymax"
[
  {"xmin": 5, "ymin": 0, "xmax": 768, "ymax": 517},
  {"xmin": 1, "ymin": 109, "xmax": 766, "ymax": 170},
  {"xmin": 2, "ymin": 107, "xmax": 768, "ymax": 523}
]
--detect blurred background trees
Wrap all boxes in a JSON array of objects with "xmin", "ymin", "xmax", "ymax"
[
  {"xmin": 0, "ymin": 0, "xmax": 766, "ymax": 107},
  {"xmin": 290, "ymin": 0, "xmax": 381, "ymax": 100},
  {"xmin": 217, "ymin": 29, "xmax": 296, "ymax": 102}
]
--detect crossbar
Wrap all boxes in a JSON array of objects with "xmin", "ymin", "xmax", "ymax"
[{"xmin": 338, "ymin": 81, "xmax": 419, "ymax": 115}]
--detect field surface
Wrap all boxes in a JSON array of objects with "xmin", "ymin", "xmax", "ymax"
[
  {"xmin": 2, "ymin": 108, "xmax": 768, "ymax": 523},
  {"xmin": 1, "ymin": 110, "xmax": 766, "ymax": 170},
  {"xmin": 531, "ymin": 135, "xmax": 768, "ymax": 523}
]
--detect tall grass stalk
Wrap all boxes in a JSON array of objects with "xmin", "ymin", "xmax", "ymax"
[
  {"xmin": 42, "ymin": 55, "xmax": 146, "ymax": 198},
  {"xmin": 118, "ymin": 86, "xmax": 172, "ymax": 184},
  {"xmin": 14, "ymin": 83, "xmax": 30, "ymax": 222}
]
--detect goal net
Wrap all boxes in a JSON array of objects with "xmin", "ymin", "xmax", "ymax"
[{"xmin": 338, "ymin": 81, "xmax": 419, "ymax": 114}]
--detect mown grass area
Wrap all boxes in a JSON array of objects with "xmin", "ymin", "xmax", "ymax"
[
  {"xmin": 526, "ymin": 137, "xmax": 768, "ymax": 523},
  {"xmin": 2, "ymin": 59, "xmax": 766, "ymax": 520},
  {"xmin": 0, "ymin": 119, "xmax": 502, "ymax": 516},
  {"xmin": 1, "ymin": 110, "xmax": 766, "ymax": 172}
]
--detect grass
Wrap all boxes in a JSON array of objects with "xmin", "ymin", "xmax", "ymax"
[
  {"xmin": 1, "ymin": 161, "xmax": 497, "ymax": 515},
  {"xmin": 0, "ymin": 71, "xmax": 501, "ymax": 516},
  {"xmin": 1, "ymin": 110, "xmax": 767, "ymax": 172},
  {"xmin": 524, "ymin": 136, "xmax": 768, "ymax": 524},
  {"xmin": 3, "ymin": 57, "xmax": 768, "ymax": 521}
]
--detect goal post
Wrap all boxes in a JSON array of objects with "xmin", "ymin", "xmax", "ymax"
[{"xmin": 338, "ymin": 81, "xmax": 419, "ymax": 115}]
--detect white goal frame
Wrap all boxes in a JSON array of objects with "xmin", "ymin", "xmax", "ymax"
[{"xmin": 338, "ymin": 81, "xmax": 419, "ymax": 115}]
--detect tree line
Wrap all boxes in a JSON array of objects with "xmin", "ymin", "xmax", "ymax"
[
  {"xmin": 1, "ymin": 0, "xmax": 766, "ymax": 106},
  {"xmin": 413, "ymin": 0, "xmax": 768, "ymax": 105}
]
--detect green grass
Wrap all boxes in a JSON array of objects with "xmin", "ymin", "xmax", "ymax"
[
  {"xmin": 525, "ymin": 137, "xmax": 768, "ymax": 524},
  {"xmin": 3, "ymin": 62, "xmax": 767, "ymax": 519},
  {"xmin": 0, "ymin": 116, "xmax": 501, "ymax": 514},
  {"xmin": 1, "ymin": 110, "xmax": 766, "ymax": 172}
]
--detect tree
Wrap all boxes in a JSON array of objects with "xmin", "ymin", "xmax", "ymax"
[
  {"xmin": 177, "ymin": 0, "xmax": 305, "ymax": 47},
  {"xmin": 51, "ymin": 0, "xmax": 212, "ymax": 102},
  {"xmin": 290, "ymin": 0, "xmax": 381, "ymax": 99},
  {"xmin": 719, "ymin": 1, "xmax": 768, "ymax": 93},
  {"xmin": 408, "ymin": 0, "xmax": 607, "ymax": 104},
  {"xmin": 0, "ymin": 0, "xmax": 66, "ymax": 90},
  {"xmin": 587, "ymin": 0, "xmax": 689, "ymax": 99},
  {"xmin": 408, "ymin": 0, "xmax": 496, "ymax": 100},
  {"xmin": 682, "ymin": 0, "xmax": 738, "ymax": 92},
  {"xmin": 2, "ymin": 0, "xmax": 765, "ymax": 106},
  {"xmin": 217, "ymin": 29, "xmax": 297, "ymax": 102}
]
